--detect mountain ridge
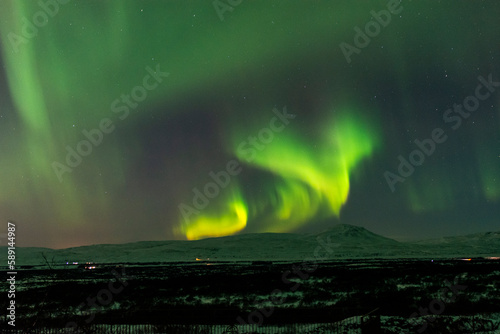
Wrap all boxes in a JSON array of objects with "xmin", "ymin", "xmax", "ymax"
[{"xmin": 1, "ymin": 224, "xmax": 498, "ymax": 266}]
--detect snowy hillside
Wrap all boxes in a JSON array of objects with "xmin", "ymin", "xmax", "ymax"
[
  {"xmin": 1, "ymin": 224, "xmax": 499, "ymax": 267},
  {"xmin": 412, "ymin": 231, "xmax": 500, "ymax": 257}
]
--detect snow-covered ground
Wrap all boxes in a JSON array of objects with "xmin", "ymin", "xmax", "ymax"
[{"xmin": 1, "ymin": 224, "xmax": 498, "ymax": 267}]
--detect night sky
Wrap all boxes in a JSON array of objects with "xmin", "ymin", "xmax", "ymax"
[{"xmin": 0, "ymin": 0, "xmax": 499, "ymax": 249}]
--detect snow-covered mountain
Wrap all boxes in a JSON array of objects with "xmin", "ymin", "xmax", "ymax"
[
  {"xmin": 1, "ymin": 224, "xmax": 499, "ymax": 267},
  {"xmin": 412, "ymin": 230, "xmax": 500, "ymax": 257}
]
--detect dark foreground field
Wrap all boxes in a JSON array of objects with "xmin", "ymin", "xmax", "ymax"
[{"xmin": 1, "ymin": 259, "xmax": 499, "ymax": 333}]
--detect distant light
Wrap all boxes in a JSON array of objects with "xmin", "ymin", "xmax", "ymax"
[{"xmin": 460, "ymin": 258, "xmax": 472, "ymax": 261}]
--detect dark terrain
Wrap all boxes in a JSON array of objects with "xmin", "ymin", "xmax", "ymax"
[{"xmin": 1, "ymin": 259, "xmax": 499, "ymax": 333}]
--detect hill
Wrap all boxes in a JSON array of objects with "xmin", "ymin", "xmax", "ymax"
[{"xmin": 1, "ymin": 224, "xmax": 498, "ymax": 267}]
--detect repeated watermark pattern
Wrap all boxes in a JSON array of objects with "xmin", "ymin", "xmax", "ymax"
[
  {"xmin": 405, "ymin": 274, "xmax": 468, "ymax": 333},
  {"xmin": 52, "ymin": 64, "xmax": 169, "ymax": 182},
  {"xmin": 237, "ymin": 235, "xmax": 340, "ymax": 326},
  {"xmin": 340, "ymin": 0, "xmax": 403, "ymax": 64},
  {"xmin": 65, "ymin": 267, "xmax": 134, "ymax": 333},
  {"xmin": 178, "ymin": 106, "xmax": 295, "ymax": 224},
  {"xmin": 213, "ymin": 0, "xmax": 243, "ymax": 21},
  {"xmin": 7, "ymin": 0, "xmax": 71, "ymax": 53},
  {"xmin": 384, "ymin": 74, "xmax": 499, "ymax": 192}
]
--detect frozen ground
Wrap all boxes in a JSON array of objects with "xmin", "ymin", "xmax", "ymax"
[
  {"xmin": 1, "ymin": 257, "xmax": 499, "ymax": 332},
  {"xmin": 1, "ymin": 224, "xmax": 499, "ymax": 332}
]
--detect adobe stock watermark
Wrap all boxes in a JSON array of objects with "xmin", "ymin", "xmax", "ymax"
[
  {"xmin": 52, "ymin": 64, "xmax": 169, "ymax": 182},
  {"xmin": 6, "ymin": 221, "xmax": 17, "ymax": 327},
  {"xmin": 405, "ymin": 274, "xmax": 467, "ymax": 333},
  {"xmin": 213, "ymin": 0, "xmax": 242, "ymax": 21},
  {"xmin": 65, "ymin": 267, "xmax": 134, "ymax": 333},
  {"xmin": 237, "ymin": 235, "xmax": 340, "ymax": 326},
  {"xmin": 178, "ymin": 106, "xmax": 295, "ymax": 223},
  {"xmin": 340, "ymin": 0, "xmax": 403, "ymax": 64},
  {"xmin": 7, "ymin": 0, "xmax": 71, "ymax": 54},
  {"xmin": 384, "ymin": 74, "xmax": 499, "ymax": 192}
]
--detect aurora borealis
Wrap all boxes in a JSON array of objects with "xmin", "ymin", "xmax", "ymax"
[{"xmin": 0, "ymin": 0, "xmax": 499, "ymax": 248}]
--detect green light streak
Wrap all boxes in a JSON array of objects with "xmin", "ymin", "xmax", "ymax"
[
  {"xmin": 179, "ymin": 185, "xmax": 248, "ymax": 240},
  {"xmin": 231, "ymin": 107, "xmax": 379, "ymax": 233}
]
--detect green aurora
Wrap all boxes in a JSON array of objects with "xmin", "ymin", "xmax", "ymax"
[{"xmin": 0, "ymin": 0, "xmax": 499, "ymax": 247}]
